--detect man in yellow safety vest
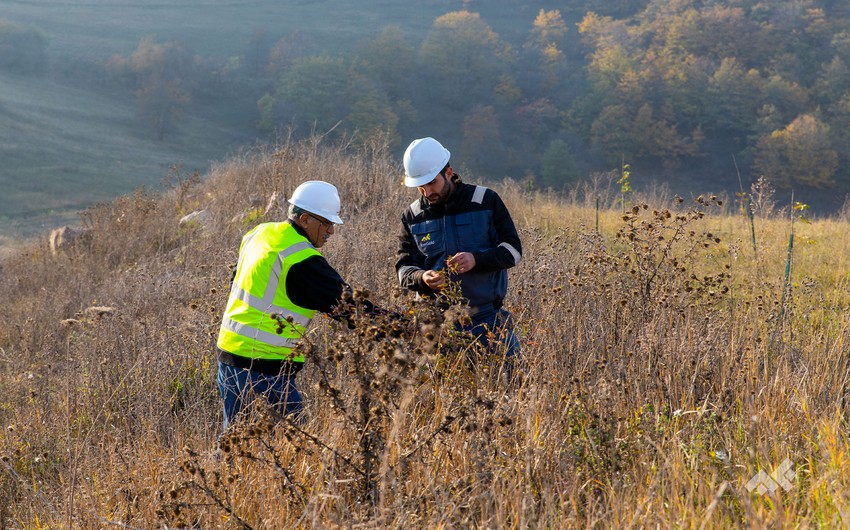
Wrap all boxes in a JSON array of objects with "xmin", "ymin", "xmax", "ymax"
[{"xmin": 216, "ymin": 180, "xmax": 388, "ymax": 429}]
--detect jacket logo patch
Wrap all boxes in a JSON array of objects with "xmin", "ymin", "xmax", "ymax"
[{"xmin": 420, "ymin": 233, "xmax": 431, "ymax": 243}]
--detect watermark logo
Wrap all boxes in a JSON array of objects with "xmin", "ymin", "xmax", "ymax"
[{"xmin": 746, "ymin": 458, "xmax": 795, "ymax": 495}]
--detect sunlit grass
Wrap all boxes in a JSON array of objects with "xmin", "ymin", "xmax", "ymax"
[{"xmin": 0, "ymin": 136, "xmax": 848, "ymax": 528}]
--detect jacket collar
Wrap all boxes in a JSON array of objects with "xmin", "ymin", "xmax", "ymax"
[{"xmin": 286, "ymin": 218, "xmax": 310, "ymax": 240}]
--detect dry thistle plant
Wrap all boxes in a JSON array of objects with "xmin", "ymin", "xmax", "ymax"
[{"xmin": 160, "ymin": 289, "xmax": 506, "ymax": 527}]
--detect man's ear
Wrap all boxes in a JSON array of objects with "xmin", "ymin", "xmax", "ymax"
[{"xmin": 446, "ymin": 165, "xmax": 459, "ymax": 183}]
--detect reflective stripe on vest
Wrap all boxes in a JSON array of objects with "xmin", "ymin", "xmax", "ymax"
[
  {"xmin": 217, "ymin": 222, "xmax": 320, "ymax": 363},
  {"xmin": 220, "ymin": 317, "xmax": 300, "ymax": 349},
  {"xmin": 225, "ymin": 240, "xmax": 314, "ymax": 327}
]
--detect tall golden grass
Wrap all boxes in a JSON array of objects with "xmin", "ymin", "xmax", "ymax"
[{"xmin": 0, "ymin": 136, "xmax": 848, "ymax": 528}]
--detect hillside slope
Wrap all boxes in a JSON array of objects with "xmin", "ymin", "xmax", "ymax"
[
  {"xmin": 0, "ymin": 138, "xmax": 848, "ymax": 528},
  {"xmin": 0, "ymin": 71, "xmax": 251, "ymax": 238}
]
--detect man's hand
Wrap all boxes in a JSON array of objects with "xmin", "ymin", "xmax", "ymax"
[
  {"xmin": 447, "ymin": 252, "xmax": 476, "ymax": 274},
  {"xmin": 422, "ymin": 269, "xmax": 446, "ymax": 290}
]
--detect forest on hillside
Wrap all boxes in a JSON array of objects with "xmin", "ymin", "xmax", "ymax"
[{"xmin": 5, "ymin": 0, "xmax": 850, "ymax": 210}]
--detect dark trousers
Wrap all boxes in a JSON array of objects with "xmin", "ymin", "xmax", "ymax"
[
  {"xmin": 460, "ymin": 306, "xmax": 521, "ymax": 380},
  {"xmin": 217, "ymin": 361, "xmax": 304, "ymax": 430}
]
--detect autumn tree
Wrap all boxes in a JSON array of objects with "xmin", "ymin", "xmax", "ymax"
[
  {"xmin": 540, "ymin": 139, "xmax": 579, "ymax": 189},
  {"xmin": 527, "ymin": 9, "xmax": 568, "ymax": 90},
  {"xmin": 460, "ymin": 105, "xmax": 505, "ymax": 176},
  {"xmin": 266, "ymin": 55, "xmax": 398, "ymax": 144},
  {"xmin": 677, "ymin": 5, "xmax": 750, "ymax": 62},
  {"xmin": 756, "ymin": 2, "xmax": 830, "ymax": 85},
  {"xmin": 574, "ymin": 11, "xmax": 639, "ymax": 130},
  {"xmin": 754, "ymin": 114, "xmax": 838, "ymax": 189},
  {"xmin": 266, "ymin": 31, "xmax": 318, "ymax": 78},
  {"xmin": 107, "ymin": 36, "xmax": 196, "ymax": 139},
  {"xmin": 702, "ymin": 58, "xmax": 763, "ymax": 137},
  {"xmin": 419, "ymin": 11, "xmax": 506, "ymax": 114},
  {"xmin": 590, "ymin": 101, "xmax": 700, "ymax": 167},
  {"xmin": 355, "ymin": 26, "xmax": 416, "ymax": 101},
  {"xmin": 135, "ymin": 75, "xmax": 192, "ymax": 140},
  {"xmin": 578, "ymin": 12, "xmax": 637, "ymax": 97}
]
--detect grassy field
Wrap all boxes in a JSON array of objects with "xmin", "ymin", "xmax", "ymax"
[{"xmin": 0, "ymin": 136, "xmax": 848, "ymax": 528}]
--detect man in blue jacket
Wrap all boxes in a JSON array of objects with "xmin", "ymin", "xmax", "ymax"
[{"xmin": 396, "ymin": 137, "xmax": 523, "ymax": 374}]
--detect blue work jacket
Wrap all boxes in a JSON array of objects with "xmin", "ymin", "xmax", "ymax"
[{"xmin": 396, "ymin": 179, "xmax": 522, "ymax": 313}]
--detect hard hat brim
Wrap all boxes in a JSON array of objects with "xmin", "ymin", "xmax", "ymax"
[
  {"xmin": 288, "ymin": 198, "xmax": 344, "ymax": 225},
  {"xmin": 404, "ymin": 173, "xmax": 441, "ymax": 188}
]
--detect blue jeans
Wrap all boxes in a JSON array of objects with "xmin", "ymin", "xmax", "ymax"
[
  {"xmin": 217, "ymin": 361, "xmax": 304, "ymax": 430},
  {"xmin": 459, "ymin": 307, "xmax": 521, "ymax": 378}
]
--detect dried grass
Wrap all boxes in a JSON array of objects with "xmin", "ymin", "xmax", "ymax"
[{"xmin": 0, "ymin": 136, "xmax": 848, "ymax": 528}]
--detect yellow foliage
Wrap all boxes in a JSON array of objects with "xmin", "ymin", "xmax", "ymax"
[{"xmin": 754, "ymin": 114, "xmax": 839, "ymax": 189}]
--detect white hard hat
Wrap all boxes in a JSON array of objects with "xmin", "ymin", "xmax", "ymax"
[
  {"xmin": 288, "ymin": 181, "xmax": 344, "ymax": 225},
  {"xmin": 403, "ymin": 137, "xmax": 451, "ymax": 187}
]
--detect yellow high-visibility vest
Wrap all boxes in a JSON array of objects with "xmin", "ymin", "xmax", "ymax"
[{"xmin": 217, "ymin": 222, "xmax": 320, "ymax": 363}]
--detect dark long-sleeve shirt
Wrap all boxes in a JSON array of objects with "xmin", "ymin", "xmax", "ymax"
[{"xmin": 285, "ymin": 221, "xmax": 378, "ymax": 315}]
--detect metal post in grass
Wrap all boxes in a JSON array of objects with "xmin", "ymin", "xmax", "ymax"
[
  {"xmin": 776, "ymin": 194, "xmax": 809, "ymax": 340},
  {"xmin": 747, "ymin": 196, "xmax": 757, "ymax": 253},
  {"xmin": 596, "ymin": 197, "xmax": 599, "ymax": 234},
  {"xmin": 768, "ymin": 192, "xmax": 795, "ymax": 366},
  {"xmin": 618, "ymin": 159, "xmax": 632, "ymax": 211},
  {"xmin": 778, "ymin": 221, "xmax": 794, "ymax": 324},
  {"xmin": 734, "ymin": 155, "xmax": 757, "ymax": 253}
]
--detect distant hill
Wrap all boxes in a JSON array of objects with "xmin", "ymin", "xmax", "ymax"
[
  {"xmin": 0, "ymin": 70, "xmax": 251, "ymax": 238},
  {"xmin": 0, "ymin": 0, "xmax": 488, "ymax": 241}
]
